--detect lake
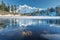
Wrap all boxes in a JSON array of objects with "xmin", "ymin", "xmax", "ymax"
[{"xmin": 0, "ymin": 18, "xmax": 60, "ymax": 40}]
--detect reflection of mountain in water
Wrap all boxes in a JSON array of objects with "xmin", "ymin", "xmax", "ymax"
[
  {"xmin": 0, "ymin": 18, "xmax": 49, "ymax": 40},
  {"xmin": 20, "ymin": 19, "xmax": 57, "ymax": 26},
  {"xmin": 0, "ymin": 18, "xmax": 60, "ymax": 40}
]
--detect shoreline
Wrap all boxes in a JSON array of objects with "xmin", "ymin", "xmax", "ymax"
[{"xmin": 0, "ymin": 16, "xmax": 59, "ymax": 19}]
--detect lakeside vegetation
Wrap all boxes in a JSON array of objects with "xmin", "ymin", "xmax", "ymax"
[
  {"xmin": 0, "ymin": 0, "xmax": 60, "ymax": 16},
  {"xmin": 0, "ymin": 0, "xmax": 20, "ymax": 15}
]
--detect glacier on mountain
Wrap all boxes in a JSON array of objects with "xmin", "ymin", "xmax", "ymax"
[{"xmin": 16, "ymin": 4, "xmax": 43, "ymax": 14}]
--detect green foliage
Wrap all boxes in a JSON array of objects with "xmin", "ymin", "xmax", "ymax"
[
  {"xmin": 14, "ymin": 5, "xmax": 16, "ymax": 10},
  {"xmin": 5, "ymin": 6, "xmax": 9, "ymax": 12},
  {"xmin": 0, "ymin": 1, "xmax": 10, "ymax": 12},
  {"xmin": 14, "ymin": 5, "xmax": 17, "ymax": 13},
  {"xmin": 11, "ymin": 5, "xmax": 14, "ymax": 12},
  {"xmin": 5, "ymin": 4, "xmax": 10, "ymax": 12},
  {"xmin": 1, "ymin": 1, "xmax": 6, "ymax": 11},
  {"xmin": 0, "ymin": 5, "xmax": 1, "ymax": 10}
]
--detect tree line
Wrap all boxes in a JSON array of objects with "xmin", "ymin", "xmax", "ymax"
[{"xmin": 0, "ymin": 1, "xmax": 17, "ymax": 13}]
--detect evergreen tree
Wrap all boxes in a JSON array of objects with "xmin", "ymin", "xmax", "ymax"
[
  {"xmin": 14, "ymin": 5, "xmax": 16, "ymax": 13},
  {"xmin": 6, "ymin": 4, "xmax": 10, "ymax": 12},
  {"xmin": 11, "ymin": 5, "xmax": 14, "ymax": 13},
  {"xmin": 0, "ymin": 5, "xmax": 1, "ymax": 10},
  {"xmin": 1, "ymin": 0, "xmax": 6, "ymax": 11},
  {"xmin": 55, "ymin": 6, "xmax": 59, "ymax": 13},
  {"xmin": 55, "ymin": 6, "xmax": 60, "ymax": 16},
  {"xmin": 5, "ymin": 5, "xmax": 10, "ymax": 12}
]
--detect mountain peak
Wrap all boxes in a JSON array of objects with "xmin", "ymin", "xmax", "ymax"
[{"xmin": 16, "ymin": 4, "xmax": 43, "ymax": 13}]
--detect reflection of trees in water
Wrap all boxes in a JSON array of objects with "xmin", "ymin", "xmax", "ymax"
[
  {"xmin": 56, "ymin": 19, "xmax": 60, "ymax": 25},
  {"xmin": 0, "ymin": 18, "xmax": 18, "ymax": 28},
  {"xmin": 0, "ymin": 19, "xmax": 49, "ymax": 40},
  {"xmin": 0, "ymin": 19, "xmax": 7, "ymax": 28},
  {"xmin": 0, "ymin": 22, "xmax": 6, "ymax": 28}
]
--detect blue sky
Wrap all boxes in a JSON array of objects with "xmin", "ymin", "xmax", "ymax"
[{"xmin": 0, "ymin": 0, "xmax": 60, "ymax": 8}]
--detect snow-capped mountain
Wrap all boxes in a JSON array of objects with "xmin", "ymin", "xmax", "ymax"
[{"xmin": 16, "ymin": 4, "xmax": 43, "ymax": 14}]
